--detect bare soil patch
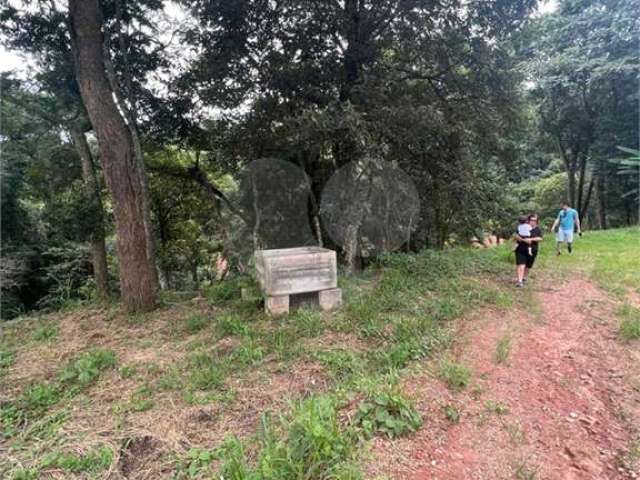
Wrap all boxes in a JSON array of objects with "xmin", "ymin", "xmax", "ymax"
[{"xmin": 365, "ymin": 278, "xmax": 640, "ymax": 479}]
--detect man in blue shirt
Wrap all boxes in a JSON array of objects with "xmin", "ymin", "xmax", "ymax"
[{"xmin": 551, "ymin": 201, "xmax": 581, "ymax": 255}]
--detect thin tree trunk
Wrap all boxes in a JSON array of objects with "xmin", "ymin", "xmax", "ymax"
[
  {"xmin": 567, "ymin": 169, "xmax": 577, "ymax": 208},
  {"xmin": 70, "ymin": 126, "xmax": 109, "ymax": 300},
  {"xmin": 580, "ymin": 174, "xmax": 595, "ymax": 225},
  {"xmin": 597, "ymin": 170, "xmax": 607, "ymax": 229},
  {"xmin": 577, "ymin": 153, "xmax": 588, "ymax": 217},
  {"xmin": 68, "ymin": 0, "xmax": 157, "ymax": 312}
]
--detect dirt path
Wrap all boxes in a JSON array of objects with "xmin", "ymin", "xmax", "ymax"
[{"xmin": 365, "ymin": 278, "xmax": 640, "ymax": 479}]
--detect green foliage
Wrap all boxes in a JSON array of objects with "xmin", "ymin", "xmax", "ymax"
[
  {"xmin": 353, "ymin": 391, "xmax": 422, "ymax": 438},
  {"xmin": 204, "ymin": 278, "xmax": 242, "ymax": 304},
  {"xmin": 0, "ymin": 346, "xmax": 14, "ymax": 373},
  {"xmin": 32, "ymin": 322, "xmax": 58, "ymax": 341},
  {"xmin": 531, "ymin": 173, "xmax": 568, "ymax": 224},
  {"xmin": 523, "ymin": 0, "xmax": 639, "ymax": 227},
  {"xmin": 611, "ymin": 146, "xmax": 640, "ymax": 201},
  {"xmin": 119, "ymin": 364, "xmax": 137, "ymax": 379},
  {"xmin": 485, "ymin": 400, "xmax": 510, "ymax": 416},
  {"xmin": 185, "ymin": 314, "xmax": 211, "ymax": 334},
  {"xmin": 1, "ymin": 349, "xmax": 116, "ymax": 438},
  {"xmin": 10, "ymin": 468, "xmax": 39, "ymax": 480},
  {"xmin": 438, "ymin": 359, "xmax": 472, "ymax": 392},
  {"xmin": 291, "ymin": 308, "xmax": 325, "ymax": 337},
  {"xmin": 217, "ymin": 313, "xmax": 250, "ymax": 337},
  {"xmin": 181, "ymin": 447, "xmax": 219, "ymax": 478},
  {"xmin": 58, "ymin": 349, "xmax": 116, "ymax": 388},
  {"xmin": 41, "ymin": 446, "xmax": 113, "ymax": 473},
  {"xmin": 314, "ymin": 349, "xmax": 367, "ymax": 382},
  {"xmin": 187, "ymin": 353, "xmax": 225, "ymax": 391},
  {"xmin": 443, "ymin": 404, "xmax": 460, "ymax": 423},
  {"xmin": 128, "ymin": 384, "xmax": 155, "ymax": 412},
  {"xmin": 214, "ymin": 396, "xmax": 361, "ymax": 479}
]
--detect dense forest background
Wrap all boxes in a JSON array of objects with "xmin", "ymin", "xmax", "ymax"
[{"xmin": 1, "ymin": 0, "xmax": 638, "ymax": 319}]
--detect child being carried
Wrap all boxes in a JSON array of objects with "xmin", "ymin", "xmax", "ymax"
[{"xmin": 514, "ymin": 215, "xmax": 532, "ymax": 256}]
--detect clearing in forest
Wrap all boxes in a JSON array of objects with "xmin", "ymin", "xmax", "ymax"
[{"xmin": 1, "ymin": 228, "xmax": 638, "ymax": 479}]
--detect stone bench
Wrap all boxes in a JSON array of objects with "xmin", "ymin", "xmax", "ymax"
[{"xmin": 254, "ymin": 246, "xmax": 342, "ymax": 315}]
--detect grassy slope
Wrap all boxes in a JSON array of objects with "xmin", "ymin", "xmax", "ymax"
[{"xmin": 0, "ymin": 227, "xmax": 637, "ymax": 479}]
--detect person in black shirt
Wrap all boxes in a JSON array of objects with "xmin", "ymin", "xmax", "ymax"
[{"xmin": 514, "ymin": 214, "xmax": 543, "ymax": 287}]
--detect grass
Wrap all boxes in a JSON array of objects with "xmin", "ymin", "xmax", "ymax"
[
  {"xmin": 438, "ymin": 358, "xmax": 472, "ymax": 392},
  {"xmin": 0, "ymin": 345, "xmax": 14, "ymax": 374},
  {"xmin": 1, "ymin": 349, "xmax": 116, "ymax": 439},
  {"xmin": 513, "ymin": 457, "xmax": 539, "ymax": 480},
  {"xmin": 41, "ymin": 446, "xmax": 113, "ymax": 473},
  {"xmin": 485, "ymin": 400, "xmax": 509, "ymax": 415},
  {"xmin": 3, "ymin": 228, "xmax": 637, "ymax": 478},
  {"xmin": 214, "ymin": 396, "xmax": 361, "ymax": 479},
  {"xmin": 185, "ymin": 313, "xmax": 211, "ymax": 334},
  {"xmin": 495, "ymin": 333, "xmax": 512, "ymax": 364},
  {"xmin": 443, "ymin": 404, "xmax": 461, "ymax": 423},
  {"xmin": 1, "ymin": 246, "xmax": 514, "ymax": 478},
  {"xmin": 618, "ymin": 303, "xmax": 640, "ymax": 341},
  {"xmin": 534, "ymin": 227, "xmax": 640, "ymax": 296},
  {"xmin": 32, "ymin": 322, "xmax": 58, "ymax": 341}
]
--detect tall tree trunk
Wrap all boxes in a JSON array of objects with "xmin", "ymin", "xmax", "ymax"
[
  {"xmin": 102, "ymin": 11, "xmax": 158, "ymax": 287},
  {"xmin": 576, "ymin": 153, "xmax": 588, "ymax": 217},
  {"xmin": 567, "ymin": 169, "xmax": 577, "ymax": 208},
  {"xmin": 580, "ymin": 174, "xmax": 595, "ymax": 225},
  {"xmin": 597, "ymin": 170, "xmax": 607, "ymax": 230},
  {"xmin": 340, "ymin": 0, "xmax": 361, "ymax": 103},
  {"xmin": 69, "ymin": 126, "xmax": 109, "ymax": 300},
  {"xmin": 68, "ymin": 0, "xmax": 157, "ymax": 312}
]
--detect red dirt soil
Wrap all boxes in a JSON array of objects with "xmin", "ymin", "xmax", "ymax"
[{"xmin": 365, "ymin": 279, "xmax": 640, "ymax": 479}]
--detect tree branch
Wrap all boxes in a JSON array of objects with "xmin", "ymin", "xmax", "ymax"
[{"xmin": 151, "ymin": 163, "xmax": 249, "ymax": 224}]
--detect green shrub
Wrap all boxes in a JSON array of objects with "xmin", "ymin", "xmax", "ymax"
[
  {"xmin": 119, "ymin": 365, "xmax": 137, "ymax": 379},
  {"xmin": 353, "ymin": 391, "xmax": 422, "ymax": 438},
  {"xmin": 181, "ymin": 447, "xmax": 220, "ymax": 478},
  {"xmin": 204, "ymin": 278, "xmax": 244, "ymax": 304}
]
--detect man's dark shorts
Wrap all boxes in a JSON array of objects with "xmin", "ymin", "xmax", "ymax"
[{"xmin": 516, "ymin": 250, "xmax": 537, "ymax": 268}]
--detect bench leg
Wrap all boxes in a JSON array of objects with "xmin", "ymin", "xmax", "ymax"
[
  {"xmin": 265, "ymin": 295, "xmax": 289, "ymax": 315},
  {"xmin": 319, "ymin": 288, "xmax": 342, "ymax": 311}
]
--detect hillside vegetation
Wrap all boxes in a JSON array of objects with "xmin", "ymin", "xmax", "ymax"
[{"xmin": 1, "ymin": 228, "xmax": 638, "ymax": 479}]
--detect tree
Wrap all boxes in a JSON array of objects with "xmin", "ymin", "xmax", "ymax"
[
  {"xmin": 0, "ymin": 76, "xmax": 103, "ymax": 316},
  {"xmin": 1, "ymin": 5, "xmax": 111, "ymax": 299},
  {"xmin": 68, "ymin": 0, "xmax": 157, "ymax": 311},
  {"xmin": 523, "ymin": 0, "xmax": 639, "ymax": 226},
  {"xmin": 178, "ymin": 0, "xmax": 537, "ymax": 270},
  {"xmin": 69, "ymin": 123, "xmax": 109, "ymax": 298}
]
